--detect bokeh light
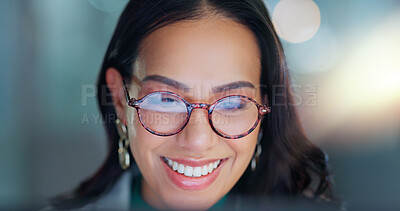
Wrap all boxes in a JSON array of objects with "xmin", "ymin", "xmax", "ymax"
[
  {"xmin": 272, "ymin": 0, "xmax": 321, "ymax": 43},
  {"xmin": 305, "ymin": 11, "xmax": 400, "ymax": 145}
]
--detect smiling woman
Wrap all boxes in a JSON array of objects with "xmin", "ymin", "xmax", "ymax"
[{"xmin": 49, "ymin": 0, "xmax": 338, "ymax": 210}]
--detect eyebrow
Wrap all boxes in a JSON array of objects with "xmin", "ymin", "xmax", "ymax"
[
  {"xmin": 142, "ymin": 74, "xmax": 255, "ymax": 93},
  {"xmin": 212, "ymin": 81, "xmax": 255, "ymax": 93},
  {"xmin": 142, "ymin": 75, "xmax": 191, "ymax": 92}
]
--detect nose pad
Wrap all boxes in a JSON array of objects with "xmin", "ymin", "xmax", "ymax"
[{"xmin": 175, "ymin": 108, "xmax": 218, "ymax": 152}]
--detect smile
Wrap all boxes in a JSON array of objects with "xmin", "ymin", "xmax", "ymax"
[
  {"xmin": 160, "ymin": 156, "xmax": 227, "ymax": 190},
  {"xmin": 162, "ymin": 156, "xmax": 222, "ymax": 177}
]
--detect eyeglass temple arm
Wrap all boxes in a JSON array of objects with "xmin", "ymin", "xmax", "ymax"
[{"xmin": 122, "ymin": 79, "xmax": 133, "ymax": 104}]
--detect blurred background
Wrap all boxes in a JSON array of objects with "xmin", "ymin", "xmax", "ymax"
[{"xmin": 0, "ymin": 0, "xmax": 399, "ymax": 209}]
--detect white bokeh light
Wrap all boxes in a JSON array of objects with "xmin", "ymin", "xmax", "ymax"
[
  {"xmin": 272, "ymin": 0, "xmax": 321, "ymax": 43},
  {"xmin": 305, "ymin": 11, "xmax": 400, "ymax": 144}
]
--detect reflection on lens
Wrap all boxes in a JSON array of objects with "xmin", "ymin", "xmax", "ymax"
[
  {"xmin": 139, "ymin": 93, "xmax": 188, "ymax": 134},
  {"xmin": 211, "ymin": 96, "xmax": 258, "ymax": 136}
]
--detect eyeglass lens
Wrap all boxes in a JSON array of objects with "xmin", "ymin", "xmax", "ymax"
[
  {"xmin": 138, "ymin": 92, "xmax": 259, "ymax": 136},
  {"xmin": 211, "ymin": 96, "xmax": 258, "ymax": 136}
]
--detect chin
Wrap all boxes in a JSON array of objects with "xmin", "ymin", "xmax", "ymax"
[{"xmin": 161, "ymin": 193, "xmax": 219, "ymax": 210}]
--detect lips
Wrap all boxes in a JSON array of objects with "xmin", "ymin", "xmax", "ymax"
[
  {"xmin": 162, "ymin": 156, "xmax": 222, "ymax": 177},
  {"xmin": 160, "ymin": 156, "xmax": 227, "ymax": 190}
]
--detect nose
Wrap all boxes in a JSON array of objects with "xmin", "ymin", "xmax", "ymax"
[{"xmin": 175, "ymin": 107, "xmax": 219, "ymax": 153}]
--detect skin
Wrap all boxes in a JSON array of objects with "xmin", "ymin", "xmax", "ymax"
[{"xmin": 106, "ymin": 16, "xmax": 262, "ymax": 210}]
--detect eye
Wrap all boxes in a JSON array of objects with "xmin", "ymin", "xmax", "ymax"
[
  {"xmin": 161, "ymin": 96, "xmax": 179, "ymax": 104},
  {"xmin": 219, "ymin": 98, "xmax": 247, "ymax": 110},
  {"xmin": 142, "ymin": 93, "xmax": 187, "ymax": 113}
]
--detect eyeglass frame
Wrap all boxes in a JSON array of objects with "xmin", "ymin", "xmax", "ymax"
[{"xmin": 122, "ymin": 79, "xmax": 271, "ymax": 139}]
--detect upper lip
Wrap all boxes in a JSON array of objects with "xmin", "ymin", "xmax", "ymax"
[{"xmin": 161, "ymin": 156, "xmax": 225, "ymax": 167}]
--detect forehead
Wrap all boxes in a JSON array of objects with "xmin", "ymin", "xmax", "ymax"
[{"xmin": 137, "ymin": 17, "xmax": 261, "ymax": 94}]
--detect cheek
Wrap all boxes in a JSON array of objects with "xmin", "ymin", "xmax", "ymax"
[
  {"xmin": 229, "ymin": 128, "xmax": 259, "ymax": 170},
  {"xmin": 127, "ymin": 110, "xmax": 161, "ymax": 176}
]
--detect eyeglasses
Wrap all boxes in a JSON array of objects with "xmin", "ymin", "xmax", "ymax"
[{"xmin": 122, "ymin": 80, "xmax": 271, "ymax": 139}]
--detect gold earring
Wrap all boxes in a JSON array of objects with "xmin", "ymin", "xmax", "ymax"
[{"xmin": 116, "ymin": 119, "xmax": 130, "ymax": 170}]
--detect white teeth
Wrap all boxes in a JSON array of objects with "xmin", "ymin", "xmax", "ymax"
[
  {"xmin": 184, "ymin": 166, "xmax": 193, "ymax": 177},
  {"xmin": 208, "ymin": 163, "xmax": 214, "ymax": 173},
  {"xmin": 193, "ymin": 167, "xmax": 202, "ymax": 177},
  {"xmin": 172, "ymin": 162, "xmax": 178, "ymax": 171},
  {"xmin": 178, "ymin": 164, "xmax": 185, "ymax": 174},
  {"xmin": 201, "ymin": 166, "xmax": 208, "ymax": 176},
  {"xmin": 164, "ymin": 157, "xmax": 222, "ymax": 177}
]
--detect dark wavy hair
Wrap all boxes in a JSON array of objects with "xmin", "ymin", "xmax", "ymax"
[{"xmin": 51, "ymin": 0, "xmax": 336, "ymax": 209}]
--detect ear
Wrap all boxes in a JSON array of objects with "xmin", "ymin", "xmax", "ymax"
[{"xmin": 105, "ymin": 67, "xmax": 128, "ymax": 125}]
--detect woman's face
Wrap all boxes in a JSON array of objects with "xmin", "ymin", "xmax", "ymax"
[{"xmin": 124, "ymin": 17, "xmax": 261, "ymax": 210}]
